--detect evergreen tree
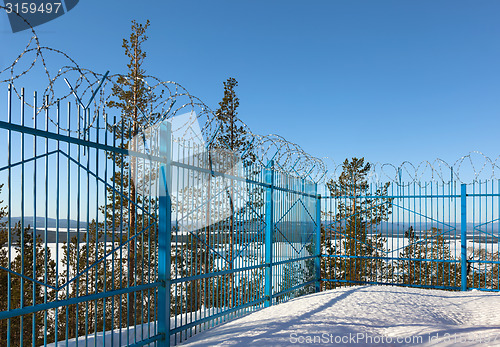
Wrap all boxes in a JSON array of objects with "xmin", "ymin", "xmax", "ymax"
[
  {"xmin": 323, "ymin": 158, "xmax": 392, "ymax": 286},
  {"xmin": 0, "ymin": 184, "xmax": 7, "ymax": 252},
  {"xmin": 206, "ymin": 77, "xmax": 259, "ymax": 308},
  {"xmin": 214, "ymin": 77, "xmax": 256, "ymax": 165},
  {"xmin": 320, "ymin": 220, "xmax": 341, "ymax": 290},
  {"xmin": 0, "ymin": 185, "xmax": 59, "ymax": 346},
  {"xmin": 105, "ymin": 19, "xmax": 159, "ymax": 326},
  {"xmin": 465, "ymin": 247, "xmax": 499, "ymax": 290},
  {"xmin": 398, "ymin": 226, "xmax": 425, "ymax": 286},
  {"xmin": 0, "ymin": 223, "xmax": 57, "ymax": 346},
  {"xmin": 56, "ymin": 220, "xmax": 125, "ymax": 340},
  {"xmin": 0, "ymin": 184, "xmax": 6, "ymax": 230},
  {"xmin": 52, "ymin": 20, "xmax": 160, "ymax": 339},
  {"xmin": 277, "ymin": 249, "xmax": 315, "ymax": 302},
  {"xmin": 398, "ymin": 227, "xmax": 460, "ymax": 288}
]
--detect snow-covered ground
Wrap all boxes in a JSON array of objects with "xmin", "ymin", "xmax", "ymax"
[
  {"xmin": 181, "ymin": 285, "xmax": 500, "ymax": 346},
  {"xmin": 47, "ymin": 307, "xmax": 229, "ymax": 346}
]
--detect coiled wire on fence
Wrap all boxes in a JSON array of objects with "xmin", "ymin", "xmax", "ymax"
[
  {"xmin": 2, "ymin": 7, "xmax": 498, "ymax": 185},
  {"xmin": 322, "ymin": 151, "xmax": 500, "ymax": 186},
  {"xmin": 0, "ymin": 6, "xmax": 328, "ymax": 182}
]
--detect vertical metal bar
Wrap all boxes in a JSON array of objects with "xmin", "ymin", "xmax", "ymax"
[
  {"xmin": 85, "ymin": 108, "xmax": 90, "ymax": 347},
  {"xmin": 7, "ymin": 84, "xmax": 12, "ymax": 347},
  {"xmin": 94, "ymin": 107, "xmax": 100, "ymax": 345},
  {"xmin": 55, "ymin": 100, "xmax": 60, "ymax": 346},
  {"xmin": 20, "ymin": 87, "xmax": 25, "ymax": 347},
  {"xmin": 103, "ymin": 109, "xmax": 108, "ymax": 346},
  {"xmin": 146, "ymin": 126, "xmax": 153, "ymax": 340},
  {"xmin": 392, "ymin": 182, "xmax": 396, "ymax": 286},
  {"xmin": 131, "ymin": 120, "xmax": 138, "ymax": 343},
  {"xmin": 472, "ymin": 182, "xmax": 476, "ymax": 288},
  {"xmin": 442, "ymin": 178, "xmax": 448, "ymax": 286},
  {"xmin": 140, "ymin": 130, "xmax": 145, "ymax": 342},
  {"xmin": 126, "ymin": 121, "xmax": 131, "ymax": 345},
  {"xmin": 44, "ymin": 95, "xmax": 49, "ymax": 346},
  {"xmin": 188, "ymin": 140, "xmax": 194, "ymax": 329},
  {"xmin": 65, "ymin": 101, "xmax": 71, "ymax": 347},
  {"xmin": 264, "ymin": 160, "xmax": 274, "ymax": 307},
  {"xmin": 479, "ymin": 181, "xmax": 483, "ymax": 290},
  {"xmin": 461, "ymin": 183, "xmax": 467, "ymax": 291},
  {"xmin": 76, "ymin": 103, "xmax": 81, "ymax": 342},
  {"xmin": 497, "ymin": 180, "xmax": 500, "ymax": 290},
  {"xmin": 488, "ymin": 180, "xmax": 492, "ymax": 289},
  {"xmin": 416, "ymin": 182, "xmax": 420, "ymax": 287},
  {"xmin": 118, "ymin": 119, "xmax": 124, "ymax": 346},
  {"xmin": 32, "ymin": 91, "xmax": 38, "ymax": 347},
  {"xmin": 172, "ymin": 139, "xmax": 179, "ymax": 340},
  {"xmin": 158, "ymin": 121, "xmax": 172, "ymax": 346},
  {"xmin": 315, "ymin": 189, "xmax": 321, "ymax": 293},
  {"xmin": 111, "ymin": 115, "xmax": 117, "ymax": 347},
  {"xmin": 453, "ymin": 174, "xmax": 457, "ymax": 288},
  {"xmin": 155, "ymin": 128, "xmax": 161, "ymax": 340}
]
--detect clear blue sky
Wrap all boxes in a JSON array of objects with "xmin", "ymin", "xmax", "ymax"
[{"xmin": 1, "ymin": 0, "xmax": 499, "ymax": 168}]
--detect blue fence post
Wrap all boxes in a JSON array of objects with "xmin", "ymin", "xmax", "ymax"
[
  {"xmin": 461, "ymin": 183, "xmax": 467, "ymax": 291},
  {"xmin": 158, "ymin": 121, "xmax": 172, "ymax": 346},
  {"xmin": 264, "ymin": 160, "xmax": 274, "ymax": 307},
  {"xmin": 315, "ymin": 187, "xmax": 321, "ymax": 293}
]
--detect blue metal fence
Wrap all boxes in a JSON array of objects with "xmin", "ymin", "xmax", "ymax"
[
  {"xmin": 2, "ymin": 85, "xmax": 500, "ymax": 347},
  {"xmin": 0, "ymin": 85, "xmax": 320, "ymax": 346},
  {"xmin": 0, "ymin": 85, "xmax": 164, "ymax": 346},
  {"xmin": 320, "ymin": 180, "xmax": 500, "ymax": 292},
  {"xmin": 164, "ymin": 127, "xmax": 319, "ymax": 344}
]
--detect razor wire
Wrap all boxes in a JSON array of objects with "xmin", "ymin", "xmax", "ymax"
[
  {"xmin": 322, "ymin": 151, "xmax": 500, "ymax": 186},
  {"xmin": 0, "ymin": 6, "xmax": 327, "ymax": 181},
  {"xmin": 2, "ymin": 8, "xmax": 498, "ymax": 185}
]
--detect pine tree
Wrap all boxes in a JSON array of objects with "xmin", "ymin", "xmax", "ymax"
[
  {"xmin": 398, "ymin": 226, "xmax": 423, "ymax": 285},
  {"xmin": 398, "ymin": 227, "xmax": 460, "ymax": 288},
  {"xmin": 320, "ymin": 221, "xmax": 341, "ymax": 290},
  {"xmin": 0, "ymin": 184, "xmax": 6, "ymax": 230},
  {"xmin": 0, "ymin": 185, "xmax": 58, "ymax": 346},
  {"xmin": 57, "ymin": 220, "xmax": 124, "ymax": 340},
  {"xmin": 324, "ymin": 158, "xmax": 392, "ymax": 286},
  {"xmin": 105, "ymin": 19, "xmax": 159, "ymax": 327},
  {"xmin": 214, "ymin": 77, "xmax": 256, "ymax": 165},
  {"xmin": 468, "ymin": 248, "xmax": 500, "ymax": 290},
  {"xmin": 211, "ymin": 77, "xmax": 259, "ymax": 308},
  {"xmin": 0, "ymin": 184, "xmax": 7, "ymax": 255},
  {"xmin": 54, "ymin": 20, "xmax": 160, "ymax": 338},
  {"xmin": 0, "ymin": 222, "xmax": 57, "ymax": 346}
]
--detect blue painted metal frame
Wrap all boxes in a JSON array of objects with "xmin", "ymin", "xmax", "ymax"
[
  {"xmin": 461, "ymin": 183, "xmax": 467, "ymax": 291},
  {"xmin": 320, "ymin": 180, "xmax": 500, "ymax": 293},
  {"xmin": 264, "ymin": 160, "xmax": 274, "ymax": 308},
  {"xmin": 158, "ymin": 121, "xmax": 172, "ymax": 346},
  {"xmin": 6, "ymin": 83, "xmax": 500, "ymax": 347},
  {"xmin": 315, "ymin": 190, "xmax": 321, "ymax": 293},
  {"xmin": 0, "ymin": 85, "xmax": 385, "ymax": 346},
  {"xmin": 0, "ymin": 86, "xmax": 166, "ymax": 346},
  {"xmin": 167, "ymin": 146, "xmax": 320, "ymax": 344}
]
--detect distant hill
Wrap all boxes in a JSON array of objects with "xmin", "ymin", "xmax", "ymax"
[
  {"xmin": 0, "ymin": 217, "xmax": 89, "ymax": 243},
  {"xmin": 0, "ymin": 218, "xmax": 497, "ymax": 243},
  {"xmin": 1, "ymin": 216, "xmax": 88, "ymax": 229},
  {"xmin": 322, "ymin": 221, "xmax": 498, "ymax": 241}
]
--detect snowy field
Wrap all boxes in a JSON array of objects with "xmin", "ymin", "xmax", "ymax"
[{"xmin": 181, "ymin": 286, "xmax": 500, "ymax": 346}]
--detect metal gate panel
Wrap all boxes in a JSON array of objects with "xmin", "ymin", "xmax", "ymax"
[{"xmin": 0, "ymin": 86, "xmax": 162, "ymax": 346}]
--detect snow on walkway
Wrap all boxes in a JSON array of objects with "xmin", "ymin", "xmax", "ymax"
[{"xmin": 181, "ymin": 286, "xmax": 500, "ymax": 346}]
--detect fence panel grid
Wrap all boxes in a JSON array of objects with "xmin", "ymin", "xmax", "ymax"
[{"xmin": 0, "ymin": 85, "xmax": 320, "ymax": 346}]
